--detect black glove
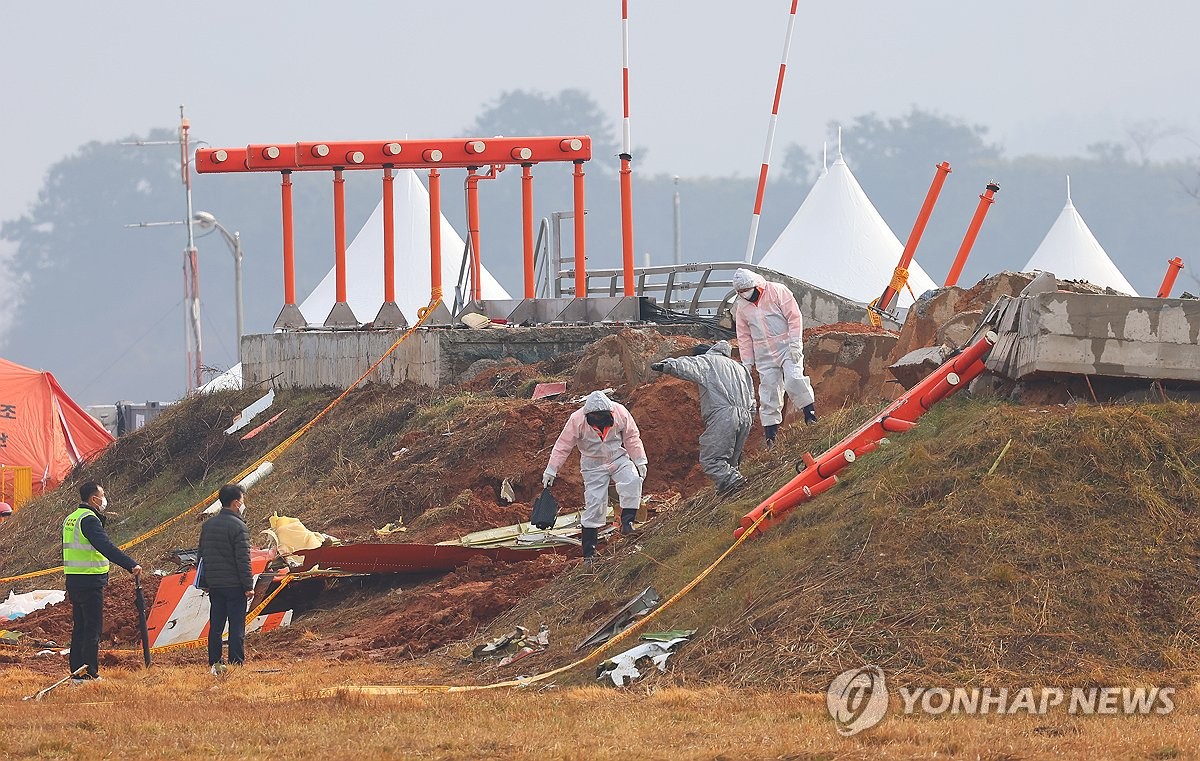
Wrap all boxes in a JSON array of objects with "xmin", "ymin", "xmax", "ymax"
[{"xmin": 650, "ymin": 362, "xmax": 666, "ymax": 372}]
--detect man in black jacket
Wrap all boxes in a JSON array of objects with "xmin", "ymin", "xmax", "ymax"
[
  {"xmin": 62, "ymin": 482, "xmax": 142, "ymax": 682},
  {"xmin": 198, "ymin": 484, "xmax": 254, "ymax": 672}
]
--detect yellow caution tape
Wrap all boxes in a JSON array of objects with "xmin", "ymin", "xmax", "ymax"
[
  {"xmin": 315, "ymin": 510, "xmax": 773, "ymax": 697},
  {"xmin": 0, "ymin": 301, "xmax": 442, "ymax": 586}
]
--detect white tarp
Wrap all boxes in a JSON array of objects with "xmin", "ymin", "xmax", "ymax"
[
  {"xmin": 758, "ymin": 156, "xmax": 938, "ymax": 308},
  {"xmin": 0, "ymin": 589, "xmax": 65, "ymax": 620},
  {"xmin": 299, "ymin": 168, "xmax": 511, "ymax": 326},
  {"xmin": 1022, "ymin": 179, "xmax": 1137, "ymax": 296}
]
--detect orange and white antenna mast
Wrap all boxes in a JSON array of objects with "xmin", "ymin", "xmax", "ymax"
[
  {"xmin": 180, "ymin": 107, "xmax": 203, "ymax": 392},
  {"xmin": 745, "ymin": 0, "xmax": 800, "ymax": 263},
  {"xmin": 618, "ymin": 0, "xmax": 635, "ymax": 294}
]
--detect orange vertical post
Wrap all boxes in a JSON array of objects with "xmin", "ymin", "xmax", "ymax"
[
  {"xmin": 382, "ymin": 166, "xmax": 396, "ymax": 303},
  {"xmin": 877, "ymin": 161, "xmax": 952, "ymax": 313},
  {"xmin": 619, "ymin": 155, "xmax": 635, "ymax": 296},
  {"xmin": 1157, "ymin": 256, "xmax": 1185, "ymax": 298},
  {"xmin": 281, "ymin": 171, "xmax": 295, "ymax": 305},
  {"xmin": 333, "ymin": 168, "xmax": 347, "ymax": 305},
  {"xmin": 944, "ymin": 181, "xmax": 1000, "ymax": 287},
  {"xmin": 573, "ymin": 160, "xmax": 587, "ymax": 298},
  {"xmin": 429, "ymin": 169, "xmax": 442, "ymax": 302},
  {"xmin": 466, "ymin": 167, "xmax": 483, "ymax": 302},
  {"xmin": 521, "ymin": 164, "xmax": 536, "ymax": 298}
]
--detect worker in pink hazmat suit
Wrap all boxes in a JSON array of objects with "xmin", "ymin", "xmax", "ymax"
[
  {"xmin": 542, "ymin": 390, "xmax": 647, "ymax": 561},
  {"xmin": 731, "ymin": 268, "xmax": 817, "ymax": 446}
]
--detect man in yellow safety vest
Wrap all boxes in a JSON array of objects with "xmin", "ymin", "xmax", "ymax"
[{"xmin": 62, "ymin": 482, "xmax": 141, "ymax": 683}]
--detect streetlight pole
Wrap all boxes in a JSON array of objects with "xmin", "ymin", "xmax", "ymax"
[
  {"xmin": 193, "ymin": 211, "xmax": 244, "ymax": 357},
  {"xmin": 123, "ymin": 108, "xmax": 204, "ymax": 393},
  {"xmin": 233, "ymin": 231, "xmax": 243, "ymax": 348},
  {"xmin": 181, "ymin": 111, "xmax": 202, "ymax": 391}
]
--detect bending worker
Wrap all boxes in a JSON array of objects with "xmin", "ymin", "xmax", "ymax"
[
  {"xmin": 543, "ymin": 390, "xmax": 648, "ymax": 560},
  {"xmin": 651, "ymin": 341, "xmax": 754, "ymax": 495},
  {"xmin": 731, "ymin": 268, "xmax": 817, "ymax": 446}
]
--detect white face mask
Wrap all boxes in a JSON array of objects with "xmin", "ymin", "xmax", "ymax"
[
  {"xmin": 238, "ymin": 501, "xmax": 247, "ymax": 517},
  {"xmin": 98, "ymin": 496, "xmax": 108, "ymax": 512}
]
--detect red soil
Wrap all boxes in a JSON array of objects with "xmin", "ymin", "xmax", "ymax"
[
  {"xmin": 8, "ymin": 574, "xmax": 163, "ymax": 649},
  {"xmin": 804, "ymin": 321, "xmax": 896, "ymax": 339}
]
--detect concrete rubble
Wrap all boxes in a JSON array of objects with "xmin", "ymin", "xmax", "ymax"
[{"xmin": 886, "ymin": 269, "xmax": 1200, "ymax": 401}]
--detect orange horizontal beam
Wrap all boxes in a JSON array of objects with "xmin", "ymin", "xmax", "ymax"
[{"xmin": 196, "ymin": 136, "xmax": 592, "ymax": 174}]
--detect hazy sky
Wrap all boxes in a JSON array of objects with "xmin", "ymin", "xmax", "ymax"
[{"xmin": 3, "ymin": 0, "xmax": 1199, "ymax": 229}]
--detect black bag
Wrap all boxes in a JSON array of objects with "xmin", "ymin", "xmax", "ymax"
[{"xmin": 530, "ymin": 487, "xmax": 560, "ymax": 530}]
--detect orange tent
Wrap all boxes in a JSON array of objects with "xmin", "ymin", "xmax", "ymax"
[{"xmin": 0, "ymin": 357, "xmax": 115, "ymax": 494}]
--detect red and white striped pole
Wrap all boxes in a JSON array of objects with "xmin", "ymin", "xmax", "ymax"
[
  {"xmin": 618, "ymin": 0, "xmax": 635, "ymax": 295},
  {"xmin": 745, "ymin": 0, "xmax": 800, "ymax": 263}
]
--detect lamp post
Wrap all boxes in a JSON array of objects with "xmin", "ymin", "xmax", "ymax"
[{"xmin": 193, "ymin": 211, "xmax": 244, "ymax": 355}]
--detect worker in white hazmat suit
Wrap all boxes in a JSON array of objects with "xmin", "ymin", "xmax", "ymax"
[
  {"xmin": 542, "ymin": 390, "xmax": 648, "ymax": 561},
  {"xmin": 731, "ymin": 268, "xmax": 817, "ymax": 446},
  {"xmin": 651, "ymin": 340, "xmax": 754, "ymax": 494}
]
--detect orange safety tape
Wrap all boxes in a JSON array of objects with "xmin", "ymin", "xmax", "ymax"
[
  {"xmin": 314, "ymin": 510, "xmax": 773, "ymax": 697},
  {"xmin": 888, "ymin": 266, "xmax": 909, "ymax": 294},
  {"xmin": 0, "ymin": 300, "xmax": 441, "ymax": 586},
  {"xmin": 148, "ymin": 574, "xmax": 295, "ymax": 655}
]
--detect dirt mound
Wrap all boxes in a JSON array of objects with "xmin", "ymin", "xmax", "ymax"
[
  {"xmin": 482, "ymin": 400, "xmax": 1200, "ymax": 690},
  {"xmin": 890, "ymin": 271, "xmax": 1113, "ymax": 363},
  {"xmin": 804, "ymin": 321, "xmax": 894, "ymax": 339},
  {"xmin": 571, "ymin": 328, "xmax": 702, "ymax": 392},
  {"xmin": 459, "ymin": 359, "xmax": 548, "ymax": 397},
  {"xmin": 265, "ymin": 553, "xmax": 575, "ymax": 660},
  {"xmin": 9, "ymin": 574, "xmax": 163, "ymax": 648},
  {"xmin": 13, "ymin": 323, "xmax": 1196, "ymax": 694}
]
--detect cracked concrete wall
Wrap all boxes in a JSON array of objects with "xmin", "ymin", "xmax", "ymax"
[
  {"xmin": 241, "ymin": 325, "xmax": 716, "ymax": 389},
  {"xmin": 986, "ymin": 293, "xmax": 1200, "ymax": 381}
]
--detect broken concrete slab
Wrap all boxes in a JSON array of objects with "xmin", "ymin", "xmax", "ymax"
[
  {"xmin": 936, "ymin": 309, "xmax": 984, "ymax": 351},
  {"xmin": 888, "ymin": 285, "xmax": 971, "ymax": 363},
  {"xmin": 889, "ymin": 346, "xmax": 950, "ymax": 390},
  {"xmin": 888, "ymin": 271, "xmax": 1107, "ymax": 364},
  {"xmin": 986, "ymin": 292, "xmax": 1200, "ymax": 382},
  {"xmin": 805, "ymin": 329, "xmax": 899, "ymax": 407}
]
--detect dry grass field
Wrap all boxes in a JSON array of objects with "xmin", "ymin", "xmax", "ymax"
[{"xmin": 1, "ymin": 660, "xmax": 1197, "ymax": 759}]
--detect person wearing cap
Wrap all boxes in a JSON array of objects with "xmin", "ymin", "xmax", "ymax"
[
  {"xmin": 651, "ymin": 341, "xmax": 755, "ymax": 495},
  {"xmin": 62, "ymin": 482, "xmax": 141, "ymax": 682},
  {"xmin": 542, "ymin": 390, "xmax": 648, "ymax": 562},
  {"xmin": 731, "ymin": 268, "xmax": 817, "ymax": 447}
]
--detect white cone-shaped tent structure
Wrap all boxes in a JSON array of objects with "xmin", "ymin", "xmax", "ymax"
[
  {"xmin": 201, "ymin": 170, "xmax": 510, "ymax": 393},
  {"xmin": 1022, "ymin": 178, "xmax": 1137, "ymax": 295},
  {"xmin": 299, "ymin": 169, "xmax": 511, "ymax": 325},
  {"xmin": 758, "ymin": 155, "xmax": 938, "ymax": 308}
]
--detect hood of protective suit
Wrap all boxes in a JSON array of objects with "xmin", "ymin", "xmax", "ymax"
[
  {"xmin": 707, "ymin": 340, "xmax": 732, "ymax": 358},
  {"xmin": 732, "ymin": 268, "xmax": 767, "ymax": 292},
  {"xmin": 581, "ymin": 390, "xmax": 614, "ymax": 413}
]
